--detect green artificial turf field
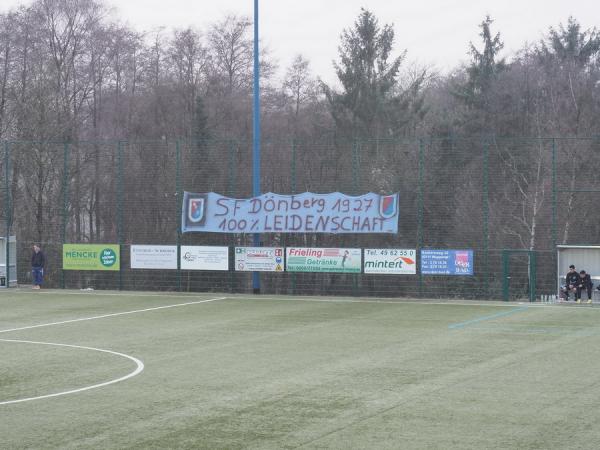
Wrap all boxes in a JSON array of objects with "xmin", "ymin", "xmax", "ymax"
[{"xmin": 1, "ymin": 290, "xmax": 599, "ymax": 449}]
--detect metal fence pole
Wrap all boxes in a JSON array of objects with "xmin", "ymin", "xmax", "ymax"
[
  {"xmin": 176, "ymin": 140, "xmax": 182, "ymax": 292},
  {"xmin": 551, "ymin": 138, "xmax": 557, "ymax": 246},
  {"xmin": 291, "ymin": 138, "xmax": 297, "ymax": 194},
  {"xmin": 290, "ymin": 138, "xmax": 296, "ymax": 294},
  {"xmin": 417, "ymin": 138, "xmax": 425, "ymax": 298},
  {"xmin": 351, "ymin": 139, "xmax": 360, "ymax": 296},
  {"xmin": 352, "ymin": 139, "xmax": 360, "ymax": 194},
  {"xmin": 502, "ymin": 250, "xmax": 509, "ymax": 301},
  {"xmin": 4, "ymin": 142, "xmax": 10, "ymax": 288},
  {"xmin": 228, "ymin": 140, "xmax": 237, "ymax": 294},
  {"xmin": 482, "ymin": 139, "xmax": 490, "ymax": 298},
  {"xmin": 252, "ymin": 0, "xmax": 261, "ymax": 295},
  {"xmin": 228, "ymin": 140, "xmax": 237, "ymax": 196},
  {"xmin": 529, "ymin": 251, "xmax": 537, "ymax": 303},
  {"xmin": 116, "ymin": 141, "xmax": 124, "ymax": 290},
  {"xmin": 61, "ymin": 142, "xmax": 70, "ymax": 289}
]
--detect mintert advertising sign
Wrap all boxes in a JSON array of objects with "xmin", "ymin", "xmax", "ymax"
[
  {"xmin": 286, "ymin": 248, "xmax": 361, "ymax": 273},
  {"xmin": 235, "ymin": 247, "xmax": 284, "ymax": 272},
  {"xmin": 63, "ymin": 244, "xmax": 120, "ymax": 271},
  {"xmin": 182, "ymin": 191, "xmax": 399, "ymax": 234},
  {"xmin": 363, "ymin": 249, "xmax": 417, "ymax": 274}
]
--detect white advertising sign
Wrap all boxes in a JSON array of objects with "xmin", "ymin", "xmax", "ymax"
[
  {"xmin": 364, "ymin": 249, "xmax": 417, "ymax": 274},
  {"xmin": 235, "ymin": 247, "xmax": 284, "ymax": 272},
  {"xmin": 131, "ymin": 245, "xmax": 177, "ymax": 269},
  {"xmin": 180, "ymin": 246, "xmax": 229, "ymax": 271}
]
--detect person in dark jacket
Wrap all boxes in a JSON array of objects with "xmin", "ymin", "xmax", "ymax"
[
  {"xmin": 578, "ymin": 270, "xmax": 593, "ymax": 304},
  {"xmin": 31, "ymin": 244, "xmax": 46, "ymax": 290},
  {"xmin": 565, "ymin": 265, "xmax": 581, "ymax": 301}
]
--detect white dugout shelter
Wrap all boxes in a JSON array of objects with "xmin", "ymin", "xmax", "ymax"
[
  {"xmin": 556, "ymin": 245, "xmax": 600, "ymax": 299},
  {"xmin": 0, "ymin": 235, "xmax": 17, "ymax": 287}
]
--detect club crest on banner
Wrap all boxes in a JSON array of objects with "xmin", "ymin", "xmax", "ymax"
[
  {"xmin": 188, "ymin": 197, "xmax": 205, "ymax": 224},
  {"xmin": 379, "ymin": 194, "xmax": 398, "ymax": 219},
  {"xmin": 455, "ymin": 251, "xmax": 471, "ymax": 269}
]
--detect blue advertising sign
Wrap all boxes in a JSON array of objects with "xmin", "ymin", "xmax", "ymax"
[
  {"xmin": 182, "ymin": 191, "xmax": 399, "ymax": 234},
  {"xmin": 420, "ymin": 249, "xmax": 474, "ymax": 275}
]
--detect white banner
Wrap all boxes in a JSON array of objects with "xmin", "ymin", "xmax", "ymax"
[
  {"xmin": 180, "ymin": 246, "xmax": 229, "ymax": 271},
  {"xmin": 130, "ymin": 245, "xmax": 177, "ymax": 269},
  {"xmin": 364, "ymin": 249, "xmax": 417, "ymax": 274},
  {"xmin": 182, "ymin": 191, "xmax": 399, "ymax": 234},
  {"xmin": 235, "ymin": 247, "xmax": 284, "ymax": 272}
]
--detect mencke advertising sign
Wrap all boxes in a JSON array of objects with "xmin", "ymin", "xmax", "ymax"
[
  {"xmin": 363, "ymin": 249, "xmax": 417, "ymax": 274},
  {"xmin": 235, "ymin": 247, "xmax": 284, "ymax": 272},
  {"xmin": 63, "ymin": 244, "xmax": 120, "ymax": 271},
  {"xmin": 286, "ymin": 248, "xmax": 361, "ymax": 273},
  {"xmin": 182, "ymin": 191, "xmax": 399, "ymax": 234},
  {"xmin": 420, "ymin": 249, "xmax": 474, "ymax": 275}
]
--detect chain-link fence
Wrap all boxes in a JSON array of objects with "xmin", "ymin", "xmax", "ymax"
[{"xmin": 1, "ymin": 137, "xmax": 599, "ymax": 300}]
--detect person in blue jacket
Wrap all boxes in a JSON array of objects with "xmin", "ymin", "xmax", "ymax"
[{"xmin": 31, "ymin": 244, "xmax": 46, "ymax": 290}]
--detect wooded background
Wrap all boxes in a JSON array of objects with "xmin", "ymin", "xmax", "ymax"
[{"xmin": 1, "ymin": 1, "xmax": 599, "ymax": 298}]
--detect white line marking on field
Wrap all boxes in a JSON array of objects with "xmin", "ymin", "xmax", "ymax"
[
  {"xmin": 232, "ymin": 295, "xmax": 534, "ymax": 308},
  {"xmin": 0, "ymin": 339, "xmax": 144, "ymax": 406},
  {"xmin": 235, "ymin": 295, "xmax": 600, "ymax": 310},
  {"xmin": 14, "ymin": 289, "xmax": 222, "ymax": 299},
  {"xmin": 0, "ymin": 296, "xmax": 227, "ymax": 334},
  {"xmin": 7, "ymin": 288, "xmax": 595, "ymax": 309}
]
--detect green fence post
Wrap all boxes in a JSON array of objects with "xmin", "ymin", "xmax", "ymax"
[
  {"xmin": 352, "ymin": 139, "xmax": 360, "ymax": 194},
  {"xmin": 4, "ymin": 142, "xmax": 10, "ymax": 288},
  {"xmin": 351, "ymin": 139, "xmax": 360, "ymax": 296},
  {"xmin": 291, "ymin": 138, "xmax": 297, "ymax": 194},
  {"xmin": 228, "ymin": 140, "xmax": 237, "ymax": 196},
  {"xmin": 417, "ymin": 138, "xmax": 425, "ymax": 298},
  {"xmin": 116, "ymin": 141, "xmax": 124, "ymax": 291},
  {"xmin": 482, "ymin": 139, "xmax": 490, "ymax": 298},
  {"xmin": 228, "ymin": 140, "xmax": 236, "ymax": 294},
  {"xmin": 176, "ymin": 140, "xmax": 182, "ymax": 292},
  {"xmin": 61, "ymin": 142, "xmax": 70, "ymax": 289},
  {"xmin": 529, "ymin": 251, "xmax": 537, "ymax": 303},
  {"xmin": 290, "ymin": 138, "xmax": 296, "ymax": 295},
  {"xmin": 502, "ymin": 250, "xmax": 509, "ymax": 301},
  {"xmin": 551, "ymin": 138, "xmax": 557, "ymax": 247},
  {"xmin": 551, "ymin": 139, "xmax": 558, "ymax": 299}
]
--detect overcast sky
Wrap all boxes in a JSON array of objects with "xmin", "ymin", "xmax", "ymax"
[{"xmin": 3, "ymin": 0, "xmax": 599, "ymax": 83}]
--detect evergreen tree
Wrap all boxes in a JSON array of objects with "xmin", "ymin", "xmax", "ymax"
[
  {"xmin": 539, "ymin": 17, "xmax": 600, "ymax": 66},
  {"xmin": 323, "ymin": 8, "xmax": 424, "ymax": 140},
  {"xmin": 458, "ymin": 15, "xmax": 506, "ymax": 110}
]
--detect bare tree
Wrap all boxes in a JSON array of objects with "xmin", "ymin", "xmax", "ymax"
[
  {"xmin": 282, "ymin": 54, "xmax": 318, "ymax": 137},
  {"xmin": 168, "ymin": 27, "xmax": 208, "ymax": 139}
]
